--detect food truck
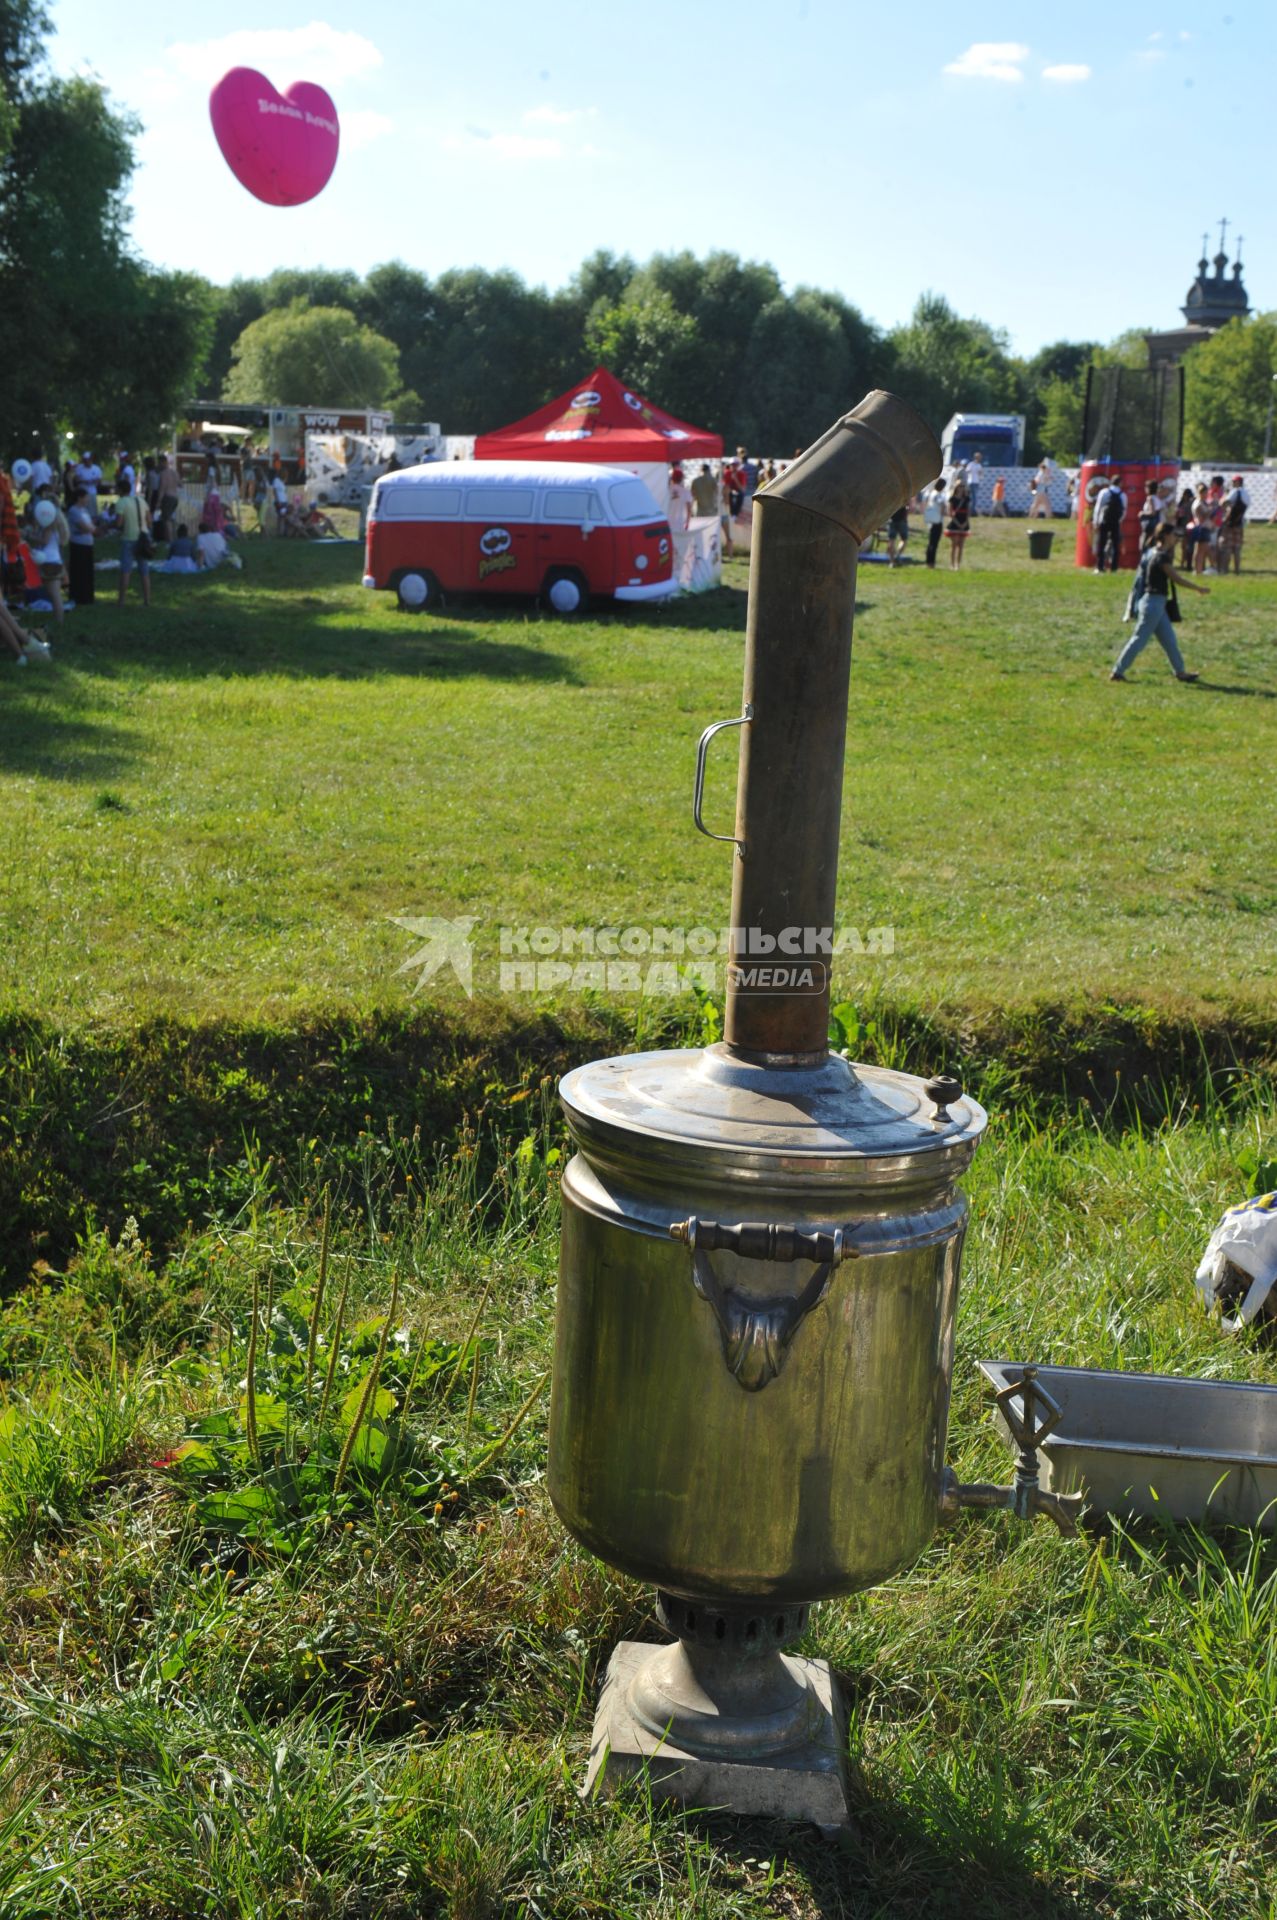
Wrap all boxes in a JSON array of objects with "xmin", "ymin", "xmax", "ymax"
[
  {"xmin": 363, "ymin": 460, "xmax": 676, "ymax": 613},
  {"xmin": 176, "ymin": 404, "xmax": 403, "ymax": 486}
]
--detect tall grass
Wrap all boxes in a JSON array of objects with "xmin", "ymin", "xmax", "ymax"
[{"xmin": 0, "ymin": 1087, "xmax": 1275, "ymax": 1914}]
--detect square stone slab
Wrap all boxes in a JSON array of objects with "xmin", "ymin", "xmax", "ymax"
[{"xmin": 582, "ymin": 1640, "xmax": 852, "ymax": 1832}]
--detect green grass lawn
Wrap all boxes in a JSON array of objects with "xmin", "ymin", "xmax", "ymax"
[
  {"xmin": 3, "ymin": 513, "xmax": 1277, "ymax": 1915},
  {"xmin": 3, "ymin": 517, "xmax": 1276, "ymax": 1026},
  {"xmin": 0, "ymin": 1094, "xmax": 1274, "ymax": 1917}
]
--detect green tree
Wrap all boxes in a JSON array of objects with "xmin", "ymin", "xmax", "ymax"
[
  {"xmin": 886, "ymin": 293, "xmax": 1020, "ymax": 429},
  {"xmin": 1019, "ymin": 337, "xmax": 1098, "ymax": 463},
  {"xmin": 1038, "ymin": 375, "xmax": 1086, "ymax": 462},
  {"xmin": 566, "ymin": 247, "xmax": 636, "ymax": 319},
  {"xmin": 583, "ymin": 288, "xmax": 701, "ymax": 406},
  {"xmin": 407, "ymin": 268, "xmax": 578, "ymax": 431},
  {"xmin": 199, "ymin": 280, "xmax": 263, "ymax": 399},
  {"xmin": 733, "ymin": 288, "xmax": 879, "ymax": 451},
  {"xmin": 0, "ymin": 11, "xmax": 211, "ymax": 448},
  {"xmin": 356, "ymin": 261, "xmax": 430, "ymax": 360},
  {"xmin": 622, "ymin": 250, "xmax": 784, "ymax": 432},
  {"xmin": 223, "ymin": 302, "xmax": 401, "ymax": 406},
  {"xmin": 1183, "ymin": 313, "xmax": 1277, "ymax": 462}
]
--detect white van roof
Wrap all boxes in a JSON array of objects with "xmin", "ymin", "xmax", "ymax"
[{"xmin": 379, "ymin": 459, "xmax": 640, "ymax": 490}]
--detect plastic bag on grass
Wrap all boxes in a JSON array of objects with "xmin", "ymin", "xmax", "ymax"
[{"xmin": 1195, "ymin": 1193, "xmax": 1277, "ymax": 1331}]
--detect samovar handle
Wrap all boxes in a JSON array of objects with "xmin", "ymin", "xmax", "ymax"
[
  {"xmin": 668, "ymin": 1215, "xmax": 852, "ymax": 1393},
  {"xmin": 691, "ymin": 707, "xmax": 752, "ymax": 853}
]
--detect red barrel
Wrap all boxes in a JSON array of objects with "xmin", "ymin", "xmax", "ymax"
[{"xmin": 1075, "ymin": 461, "xmax": 1180, "ymax": 570}]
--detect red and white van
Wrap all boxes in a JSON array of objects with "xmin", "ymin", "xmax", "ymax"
[{"xmin": 362, "ymin": 460, "xmax": 675, "ymax": 614}]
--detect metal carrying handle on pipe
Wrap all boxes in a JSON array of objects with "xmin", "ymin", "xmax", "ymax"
[
  {"xmin": 938, "ymin": 1365, "xmax": 1084, "ymax": 1537},
  {"xmin": 692, "ymin": 707, "xmax": 752, "ymax": 853},
  {"xmin": 669, "ymin": 1214, "xmax": 850, "ymax": 1394}
]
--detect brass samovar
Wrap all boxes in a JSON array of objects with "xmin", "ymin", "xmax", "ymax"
[{"xmin": 547, "ymin": 394, "xmax": 1078, "ymax": 1828}]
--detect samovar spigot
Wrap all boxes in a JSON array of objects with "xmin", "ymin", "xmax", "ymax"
[{"xmin": 939, "ymin": 1366, "xmax": 1085, "ymax": 1538}]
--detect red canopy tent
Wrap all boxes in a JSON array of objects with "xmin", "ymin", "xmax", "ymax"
[{"xmin": 472, "ymin": 366, "xmax": 722, "ymax": 464}]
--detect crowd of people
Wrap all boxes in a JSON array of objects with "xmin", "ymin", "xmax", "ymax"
[
  {"xmin": 0, "ymin": 437, "xmax": 347, "ymax": 665},
  {"xmin": 667, "ymin": 449, "xmax": 778, "ymax": 560},
  {"xmin": 1088, "ymin": 471, "xmax": 1255, "ymax": 579}
]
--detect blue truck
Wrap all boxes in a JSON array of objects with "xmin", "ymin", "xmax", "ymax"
[{"xmin": 940, "ymin": 413, "xmax": 1026, "ymax": 469}]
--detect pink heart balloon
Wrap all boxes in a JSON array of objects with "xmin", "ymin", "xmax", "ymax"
[{"xmin": 209, "ymin": 66, "xmax": 340, "ymax": 208}]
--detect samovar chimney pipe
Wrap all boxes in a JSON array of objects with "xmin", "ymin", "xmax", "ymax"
[{"xmin": 723, "ymin": 392, "xmax": 941, "ymax": 1061}]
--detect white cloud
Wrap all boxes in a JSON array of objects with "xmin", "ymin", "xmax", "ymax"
[
  {"xmin": 441, "ymin": 128, "xmax": 564, "ymax": 161},
  {"xmin": 522, "ymin": 103, "xmax": 598, "ymax": 126},
  {"xmin": 163, "ymin": 23, "xmax": 383, "ymax": 90},
  {"xmin": 943, "ymin": 41, "xmax": 1029, "ymax": 83},
  {"xmin": 491, "ymin": 133, "xmax": 562, "ymax": 159},
  {"xmin": 342, "ymin": 110, "xmax": 394, "ymax": 153},
  {"xmin": 1136, "ymin": 47, "xmax": 1168, "ymax": 62},
  {"xmin": 1042, "ymin": 63, "xmax": 1092, "ymax": 83}
]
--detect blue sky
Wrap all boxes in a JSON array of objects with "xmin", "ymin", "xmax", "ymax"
[{"xmin": 48, "ymin": 0, "xmax": 1275, "ymax": 357}]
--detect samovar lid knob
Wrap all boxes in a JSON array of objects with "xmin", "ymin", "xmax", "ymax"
[{"xmin": 923, "ymin": 1074, "xmax": 964, "ymax": 1124}]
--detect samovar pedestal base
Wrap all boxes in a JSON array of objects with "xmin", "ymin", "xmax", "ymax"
[{"xmin": 582, "ymin": 1596, "xmax": 851, "ymax": 1832}]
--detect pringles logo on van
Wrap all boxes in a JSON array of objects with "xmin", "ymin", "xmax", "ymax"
[{"xmin": 478, "ymin": 526, "xmax": 517, "ymax": 579}]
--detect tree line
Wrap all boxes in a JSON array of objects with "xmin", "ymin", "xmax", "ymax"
[
  {"xmin": 3, "ymin": 2, "xmax": 1273, "ymax": 461},
  {"xmin": 207, "ymin": 261, "xmax": 1099, "ymax": 462}
]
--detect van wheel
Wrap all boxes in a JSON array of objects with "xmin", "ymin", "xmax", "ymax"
[
  {"xmin": 396, "ymin": 569, "xmax": 443, "ymax": 612},
  {"xmin": 544, "ymin": 569, "xmax": 589, "ymax": 616}
]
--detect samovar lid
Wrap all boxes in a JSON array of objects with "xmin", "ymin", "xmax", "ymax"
[{"xmin": 560, "ymin": 1044, "xmax": 985, "ymax": 1191}]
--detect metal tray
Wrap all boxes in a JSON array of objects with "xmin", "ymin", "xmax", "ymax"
[{"xmin": 978, "ymin": 1361, "xmax": 1277, "ymax": 1532}]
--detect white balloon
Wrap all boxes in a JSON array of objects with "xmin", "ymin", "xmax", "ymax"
[
  {"xmin": 34, "ymin": 499, "xmax": 57, "ymax": 527},
  {"xmin": 11, "ymin": 459, "xmax": 32, "ymax": 485}
]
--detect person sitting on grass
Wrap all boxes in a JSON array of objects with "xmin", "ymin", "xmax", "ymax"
[
  {"xmin": 162, "ymin": 523, "xmax": 199, "ymax": 574},
  {"xmin": 1110, "ymin": 521, "xmax": 1208, "ymax": 684},
  {"xmin": 196, "ymin": 520, "xmax": 229, "ymax": 569},
  {"xmin": 282, "ymin": 491, "xmax": 311, "ymax": 539},
  {"xmin": 0, "ymin": 573, "xmax": 51, "ymax": 663},
  {"xmin": 300, "ymin": 501, "xmax": 340, "ymax": 539}
]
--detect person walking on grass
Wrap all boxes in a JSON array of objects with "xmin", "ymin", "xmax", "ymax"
[
  {"xmin": 1110, "ymin": 521, "xmax": 1208, "ymax": 684},
  {"xmin": 116, "ymin": 473, "xmax": 152, "ymax": 608},
  {"xmin": 922, "ymin": 476, "xmax": 947, "ymax": 567},
  {"xmin": 1093, "ymin": 474, "xmax": 1125, "ymax": 572}
]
